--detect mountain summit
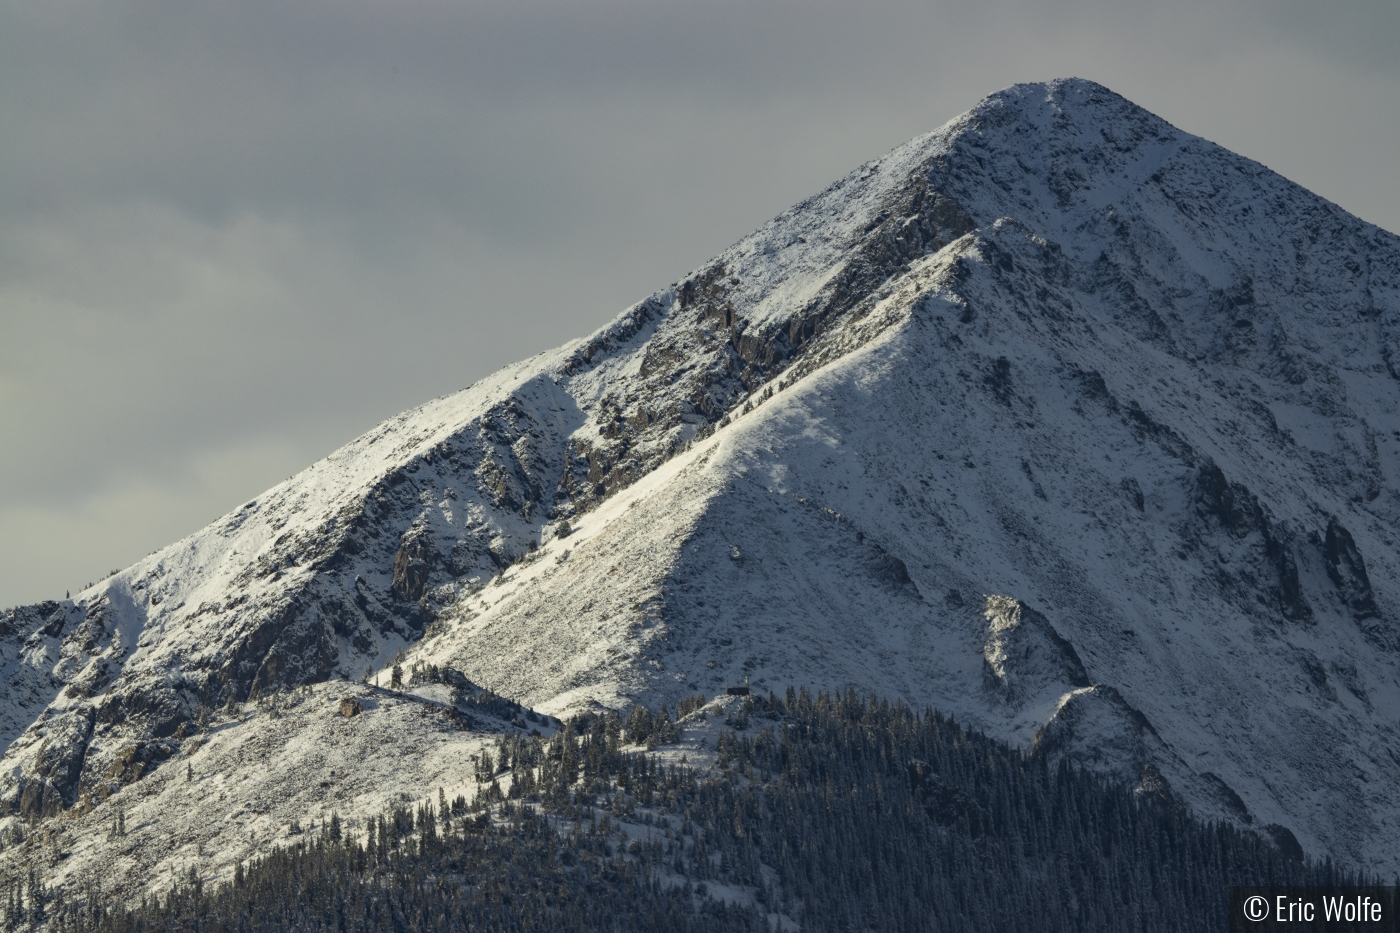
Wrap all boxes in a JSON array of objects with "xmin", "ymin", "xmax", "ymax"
[{"xmin": 5, "ymin": 79, "xmax": 1400, "ymax": 891}]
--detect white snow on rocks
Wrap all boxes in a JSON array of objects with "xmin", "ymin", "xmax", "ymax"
[{"xmin": 5, "ymin": 78, "xmax": 1400, "ymax": 895}]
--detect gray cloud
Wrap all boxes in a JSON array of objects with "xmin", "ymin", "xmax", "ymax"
[{"xmin": 2, "ymin": 0, "xmax": 1397, "ymax": 606}]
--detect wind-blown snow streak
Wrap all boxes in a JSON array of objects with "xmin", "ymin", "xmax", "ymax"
[{"xmin": 4, "ymin": 79, "xmax": 1400, "ymax": 889}]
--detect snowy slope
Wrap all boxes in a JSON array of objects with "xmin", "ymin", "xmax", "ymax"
[{"xmin": 4, "ymin": 79, "xmax": 1400, "ymax": 891}]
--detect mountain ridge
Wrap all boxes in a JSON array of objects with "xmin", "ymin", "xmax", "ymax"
[{"xmin": 4, "ymin": 78, "xmax": 1400, "ymax": 892}]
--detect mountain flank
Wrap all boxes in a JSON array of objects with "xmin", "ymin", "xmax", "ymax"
[{"xmin": 3, "ymin": 79, "xmax": 1400, "ymax": 898}]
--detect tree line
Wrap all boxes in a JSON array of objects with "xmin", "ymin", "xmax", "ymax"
[{"xmin": 20, "ymin": 688, "xmax": 1384, "ymax": 932}]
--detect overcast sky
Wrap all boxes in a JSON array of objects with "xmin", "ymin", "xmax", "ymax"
[{"xmin": 1, "ymin": 0, "xmax": 1397, "ymax": 608}]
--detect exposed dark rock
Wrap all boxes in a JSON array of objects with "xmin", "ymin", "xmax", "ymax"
[
  {"xmin": 1324, "ymin": 517, "xmax": 1379, "ymax": 621},
  {"xmin": 1266, "ymin": 531, "xmax": 1309, "ymax": 623},
  {"xmin": 0, "ymin": 601, "xmax": 71, "ymax": 642},
  {"xmin": 247, "ymin": 608, "xmax": 340, "ymax": 697},
  {"xmin": 92, "ymin": 688, "xmax": 189, "ymax": 739},
  {"xmin": 867, "ymin": 551, "xmax": 915, "ymax": 590},
  {"xmin": 13, "ymin": 709, "xmax": 95, "ymax": 818},
  {"xmin": 17, "ymin": 779, "xmax": 62, "ymax": 820},
  {"xmin": 1295, "ymin": 649, "xmax": 1337, "ymax": 702},
  {"xmin": 552, "ymin": 175, "xmax": 973, "ymax": 517},
  {"xmin": 1191, "ymin": 461, "xmax": 1310, "ymax": 622},
  {"xmin": 392, "ymin": 532, "xmax": 435, "ymax": 602},
  {"xmin": 1194, "ymin": 461, "xmax": 1252, "ymax": 534},
  {"xmin": 103, "ymin": 740, "xmax": 175, "ymax": 788},
  {"xmin": 984, "ymin": 356, "xmax": 1013, "ymax": 404}
]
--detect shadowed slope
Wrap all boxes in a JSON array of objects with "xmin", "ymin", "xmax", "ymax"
[{"xmin": 3, "ymin": 80, "xmax": 1400, "ymax": 885}]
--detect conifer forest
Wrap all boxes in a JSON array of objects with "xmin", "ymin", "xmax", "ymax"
[{"xmin": 17, "ymin": 689, "xmax": 1374, "ymax": 933}]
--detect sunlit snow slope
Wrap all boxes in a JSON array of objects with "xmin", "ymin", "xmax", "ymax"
[{"xmin": 5, "ymin": 79, "xmax": 1400, "ymax": 880}]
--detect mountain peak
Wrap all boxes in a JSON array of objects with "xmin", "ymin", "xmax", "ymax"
[{"xmin": 4, "ymin": 82, "xmax": 1400, "ymax": 894}]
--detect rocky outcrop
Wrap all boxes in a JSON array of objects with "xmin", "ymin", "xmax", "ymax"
[
  {"xmin": 1324, "ymin": 517, "xmax": 1380, "ymax": 624},
  {"xmin": 1032, "ymin": 685, "xmax": 1172, "ymax": 798},
  {"xmin": 982, "ymin": 597, "xmax": 1090, "ymax": 708},
  {"xmin": 102, "ymin": 741, "xmax": 176, "ymax": 790},
  {"xmin": 549, "ymin": 170, "xmax": 976, "ymax": 519},
  {"xmin": 1190, "ymin": 461, "xmax": 1310, "ymax": 623},
  {"xmin": 14, "ymin": 709, "xmax": 94, "ymax": 819},
  {"xmin": 391, "ymin": 532, "xmax": 435, "ymax": 602}
]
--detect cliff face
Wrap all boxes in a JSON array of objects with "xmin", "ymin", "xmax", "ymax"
[{"xmin": 4, "ymin": 79, "xmax": 1400, "ymax": 877}]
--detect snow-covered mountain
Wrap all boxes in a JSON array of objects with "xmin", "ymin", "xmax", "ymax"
[{"xmin": 5, "ymin": 78, "xmax": 1400, "ymax": 891}]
